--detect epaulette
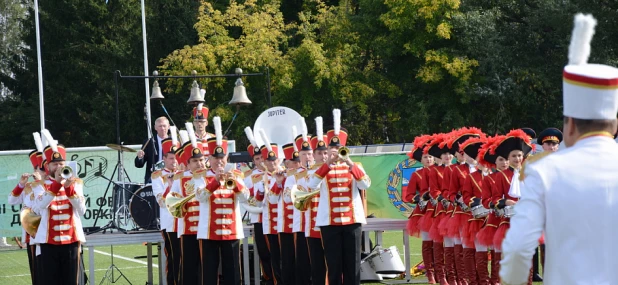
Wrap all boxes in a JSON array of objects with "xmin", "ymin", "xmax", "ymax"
[
  {"xmin": 233, "ymin": 169, "xmax": 244, "ymax": 179},
  {"xmin": 252, "ymin": 173, "xmax": 264, "ymax": 184},
  {"xmin": 311, "ymin": 162, "xmax": 324, "ymax": 170},
  {"xmin": 173, "ymin": 172, "xmax": 184, "ymax": 180},
  {"xmin": 193, "ymin": 169, "xmax": 208, "ymax": 178},
  {"xmin": 519, "ymin": 151, "xmax": 552, "ymax": 181},
  {"xmin": 23, "ymin": 182, "xmax": 33, "ymax": 195},
  {"xmin": 295, "ymin": 169, "xmax": 308, "ymax": 180},
  {"xmin": 244, "ymin": 169, "xmax": 253, "ymax": 178},
  {"xmin": 286, "ymin": 169, "xmax": 295, "ymax": 177},
  {"xmin": 151, "ymin": 170, "xmax": 163, "ymax": 180}
]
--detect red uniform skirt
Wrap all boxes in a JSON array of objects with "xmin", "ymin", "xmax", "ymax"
[
  {"xmin": 446, "ymin": 205, "xmax": 468, "ymax": 238},
  {"xmin": 407, "ymin": 205, "xmax": 426, "ymax": 237},
  {"xmin": 463, "ymin": 217, "xmax": 484, "ymax": 248},
  {"xmin": 429, "ymin": 203, "xmax": 446, "ymax": 242},
  {"xmin": 419, "ymin": 203, "xmax": 435, "ymax": 233},
  {"xmin": 493, "ymin": 217, "xmax": 510, "ymax": 250},
  {"xmin": 476, "ymin": 213, "xmax": 500, "ymax": 247},
  {"xmin": 438, "ymin": 204, "xmax": 455, "ymax": 236}
]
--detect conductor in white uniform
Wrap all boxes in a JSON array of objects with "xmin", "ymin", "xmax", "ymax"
[{"xmin": 500, "ymin": 14, "xmax": 618, "ymax": 285}]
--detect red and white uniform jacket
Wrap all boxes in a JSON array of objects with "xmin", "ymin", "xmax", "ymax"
[
  {"xmin": 307, "ymin": 162, "xmax": 371, "ymax": 227},
  {"xmin": 195, "ymin": 169, "xmax": 249, "ymax": 240},
  {"xmin": 196, "ymin": 132, "xmax": 213, "ymax": 156},
  {"xmin": 9, "ymin": 181, "xmax": 45, "ymax": 245},
  {"xmin": 169, "ymin": 170, "xmax": 203, "ymax": 237},
  {"xmin": 243, "ymin": 168, "xmax": 265, "ymax": 224},
  {"xmin": 152, "ymin": 168, "xmax": 176, "ymax": 232},
  {"xmin": 278, "ymin": 169, "xmax": 298, "ymax": 234},
  {"xmin": 255, "ymin": 173, "xmax": 284, "ymax": 235},
  {"xmin": 33, "ymin": 178, "xmax": 87, "ymax": 245},
  {"xmin": 305, "ymin": 163, "xmax": 323, "ymax": 238},
  {"xmin": 290, "ymin": 167, "xmax": 309, "ymax": 233}
]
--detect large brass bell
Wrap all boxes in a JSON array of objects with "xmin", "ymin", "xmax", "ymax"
[{"xmin": 229, "ymin": 78, "xmax": 252, "ymax": 106}]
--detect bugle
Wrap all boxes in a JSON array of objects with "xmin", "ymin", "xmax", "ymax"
[
  {"xmin": 338, "ymin": 146, "xmax": 350, "ymax": 160},
  {"xmin": 61, "ymin": 166, "xmax": 73, "ymax": 179},
  {"xmin": 225, "ymin": 179, "xmax": 236, "ymax": 190},
  {"xmin": 165, "ymin": 193, "xmax": 196, "ymax": 218},
  {"xmin": 291, "ymin": 187, "xmax": 320, "ymax": 211}
]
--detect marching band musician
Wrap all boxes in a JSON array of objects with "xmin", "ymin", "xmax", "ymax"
[
  {"xmin": 445, "ymin": 127, "xmax": 484, "ymax": 285},
  {"xmin": 243, "ymin": 127, "xmax": 275, "ymax": 285},
  {"xmin": 307, "ymin": 109, "xmax": 371, "ymax": 285},
  {"xmin": 195, "ymin": 116, "xmax": 251, "ymax": 285},
  {"xmin": 403, "ymin": 135, "xmax": 434, "ymax": 283},
  {"xmin": 135, "ymin": 116, "xmax": 170, "ymax": 183},
  {"xmin": 292, "ymin": 117, "xmax": 313, "ymax": 285},
  {"xmin": 502, "ymin": 14, "xmax": 618, "ymax": 285},
  {"xmin": 475, "ymin": 135, "xmax": 508, "ymax": 284},
  {"xmin": 304, "ymin": 117, "xmax": 329, "ymax": 285},
  {"xmin": 459, "ymin": 136, "xmax": 487, "ymax": 285},
  {"xmin": 255, "ymin": 129, "xmax": 285, "ymax": 285},
  {"xmin": 192, "ymin": 103, "xmax": 214, "ymax": 150},
  {"xmin": 420, "ymin": 133, "xmax": 449, "ymax": 285},
  {"xmin": 169, "ymin": 123, "xmax": 206, "ymax": 285},
  {"xmin": 151, "ymin": 126, "xmax": 180, "ymax": 285},
  {"xmin": 488, "ymin": 129, "xmax": 533, "ymax": 285},
  {"xmin": 280, "ymin": 138, "xmax": 301, "ymax": 285},
  {"xmin": 8, "ymin": 132, "xmax": 46, "ymax": 285},
  {"xmin": 33, "ymin": 130, "xmax": 87, "ymax": 285}
]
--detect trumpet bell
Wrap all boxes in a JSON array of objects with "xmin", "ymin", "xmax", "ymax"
[
  {"xmin": 165, "ymin": 193, "xmax": 195, "ymax": 218},
  {"xmin": 338, "ymin": 146, "xmax": 350, "ymax": 160},
  {"xmin": 20, "ymin": 208, "xmax": 41, "ymax": 238},
  {"xmin": 61, "ymin": 166, "xmax": 73, "ymax": 179},
  {"xmin": 291, "ymin": 187, "xmax": 320, "ymax": 211}
]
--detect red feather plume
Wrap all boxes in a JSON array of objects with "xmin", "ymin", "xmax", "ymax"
[
  {"xmin": 459, "ymin": 136, "xmax": 485, "ymax": 152},
  {"xmin": 478, "ymin": 135, "xmax": 504, "ymax": 167},
  {"xmin": 423, "ymin": 133, "xmax": 448, "ymax": 154}
]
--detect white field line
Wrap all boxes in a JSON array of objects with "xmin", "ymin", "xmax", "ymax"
[
  {"xmin": 0, "ymin": 266, "xmax": 148, "ymax": 278},
  {"xmin": 86, "ymin": 248, "xmax": 159, "ymax": 268}
]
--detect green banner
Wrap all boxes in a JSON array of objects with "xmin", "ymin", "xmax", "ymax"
[
  {"xmin": 352, "ymin": 154, "xmax": 421, "ymax": 219},
  {"xmin": 0, "ymin": 150, "xmax": 418, "ymax": 236}
]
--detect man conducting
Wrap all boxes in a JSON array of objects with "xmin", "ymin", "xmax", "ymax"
[{"xmin": 500, "ymin": 14, "xmax": 618, "ymax": 285}]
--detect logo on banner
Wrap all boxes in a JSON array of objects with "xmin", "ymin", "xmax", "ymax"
[{"xmin": 386, "ymin": 158, "xmax": 421, "ymax": 217}]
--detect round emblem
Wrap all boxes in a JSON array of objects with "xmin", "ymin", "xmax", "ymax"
[
  {"xmin": 53, "ymin": 152, "xmax": 60, "ymax": 159},
  {"xmin": 318, "ymin": 141, "xmax": 325, "ymax": 147},
  {"xmin": 302, "ymin": 141, "xmax": 310, "ymax": 148},
  {"xmin": 268, "ymin": 151, "xmax": 275, "ymax": 157},
  {"xmin": 332, "ymin": 137, "xmax": 339, "ymax": 143},
  {"xmin": 193, "ymin": 148, "xmax": 200, "ymax": 155},
  {"xmin": 171, "ymin": 146, "xmax": 177, "ymax": 152},
  {"xmin": 293, "ymin": 152, "xmax": 299, "ymax": 158},
  {"xmin": 197, "ymin": 111, "xmax": 203, "ymax": 117},
  {"xmin": 215, "ymin": 146, "xmax": 223, "ymax": 154}
]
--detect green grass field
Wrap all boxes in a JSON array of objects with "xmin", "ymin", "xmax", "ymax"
[{"xmin": 0, "ymin": 232, "xmax": 542, "ymax": 285}]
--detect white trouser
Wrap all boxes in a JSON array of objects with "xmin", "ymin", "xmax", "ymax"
[
  {"xmin": 444, "ymin": 237, "xmax": 455, "ymax": 247},
  {"xmin": 474, "ymin": 239, "xmax": 488, "ymax": 251}
]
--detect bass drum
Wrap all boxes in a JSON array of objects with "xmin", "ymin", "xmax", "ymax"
[{"xmin": 129, "ymin": 185, "xmax": 160, "ymax": 230}]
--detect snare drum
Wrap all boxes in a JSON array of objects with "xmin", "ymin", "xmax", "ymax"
[
  {"xmin": 360, "ymin": 258, "xmax": 382, "ymax": 281},
  {"xmin": 370, "ymin": 246, "xmax": 406, "ymax": 274},
  {"xmin": 471, "ymin": 205, "xmax": 490, "ymax": 219},
  {"xmin": 503, "ymin": 205, "xmax": 516, "ymax": 218}
]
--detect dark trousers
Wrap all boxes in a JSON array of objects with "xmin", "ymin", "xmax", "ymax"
[
  {"xmin": 200, "ymin": 239, "xmax": 241, "ymax": 285},
  {"xmin": 180, "ymin": 234, "xmax": 200, "ymax": 285},
  {"xmin": 307, "ymin": 237, "xmax": 327, "ymax": 285},
  {"xmin": 163, "ymin": 231, "xmax": 181, "ymax": 285},
  {"xmin": 279, "ymin": 233, "xmax": 296, "ymax": 285},
  {"xmin": 27, "ymin": 244, "xmax": 39, "ymax": 285},
  {"xmin": 294, "ymin": 232, "xmax": 312, "ymax": 285},
  {"xmin": 39, "ymin": 242, "xmax": 80, "ymax": 285},
  {"xmin": 253, "ymin": 223, "xmax": 274, "ymax": 284},
  {"xmin": 266, "ymin": 234, "xmax": 283, "ymax": 284},
  {"xmin": 321, "ymin": 223, "xmax": 362, "ymax": 285}
]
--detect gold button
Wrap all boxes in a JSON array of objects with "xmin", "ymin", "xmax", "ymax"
[
  {"xmin": 339, "ymin": 183, "xmax": 342, "ymax": 186},
  {"xmin": 60, "ymin": 232, "xmax": 64, "ymax": 234},
  {"xmin": 340, "ymin": 203, "xmax": 343, "ymax": 206},
  {"xmin": 59, "ymin": 211, "xmax": 62, "ymax": 214}
]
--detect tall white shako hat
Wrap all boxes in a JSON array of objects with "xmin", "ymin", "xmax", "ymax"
[{"xmin": 563, "ymin": 14, "xmax": 618, "ymax": 120}]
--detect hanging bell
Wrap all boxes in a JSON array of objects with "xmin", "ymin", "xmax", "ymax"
[
  {"xmin": 187, "ymin": 80, "xmax": 205, "ymax": 105},
  {"xmin": 229, "ymin": 78, "xmax": 252, "ymax": 106},
  {"xmin": 150, "ymin": 80, "xmax": 165, "ymax": 100}
]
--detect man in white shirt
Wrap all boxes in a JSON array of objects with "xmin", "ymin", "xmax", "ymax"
[{"xmin": 500, "ymin": 13, "xmax": 618, "ymax": 285}]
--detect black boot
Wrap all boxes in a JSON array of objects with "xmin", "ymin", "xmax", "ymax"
[{"xmin": 532, "ymin": 246, "xmax": 543, "ymax": 281}]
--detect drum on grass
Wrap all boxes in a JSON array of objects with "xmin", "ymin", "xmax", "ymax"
[
  {"xmin": 129, "ymin": 185, "xmax": 160, "ymax": 230},
  {"xmin": 370, "ymin": 246, "xmax": 406, "ymax": 274},
  {"xmin": 361, "ymin": 252, "xmax": 382, "ymax": 281}
]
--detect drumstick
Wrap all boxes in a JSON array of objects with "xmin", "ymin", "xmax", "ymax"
[{"xmin": 140, "ymin": 138, "xmax": 152, "ymax": 152}]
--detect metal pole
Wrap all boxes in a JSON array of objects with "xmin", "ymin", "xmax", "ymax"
[
  {"xmin": 34, "ymin": 0, "xmax": 45, "ymax": 130},
  {"xmin": 265, "ymin": 67, "xmax": 272, "ymax": 107},
  {"xmin": 140, "ymin": 0, "xmax": 152, "ymax": 138}
]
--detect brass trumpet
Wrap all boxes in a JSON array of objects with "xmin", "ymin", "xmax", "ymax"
[
  {"xmin": 165, "ymin": 193, "xmax": 196, "ymax": 218},
  {"xmin": 60, "ymin": 166, "xmax": 73, "ymax": 179},
  {"xmin": 338, "ymin": 146, "xmax": 350, "ymax": 160},
  {"xmin": 225, "ymin": 179, "xmax": 236, "ymax": 190},
  {"xmin": 291, "ymin": 187, "xmax": 320, "ymax": 211}
]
